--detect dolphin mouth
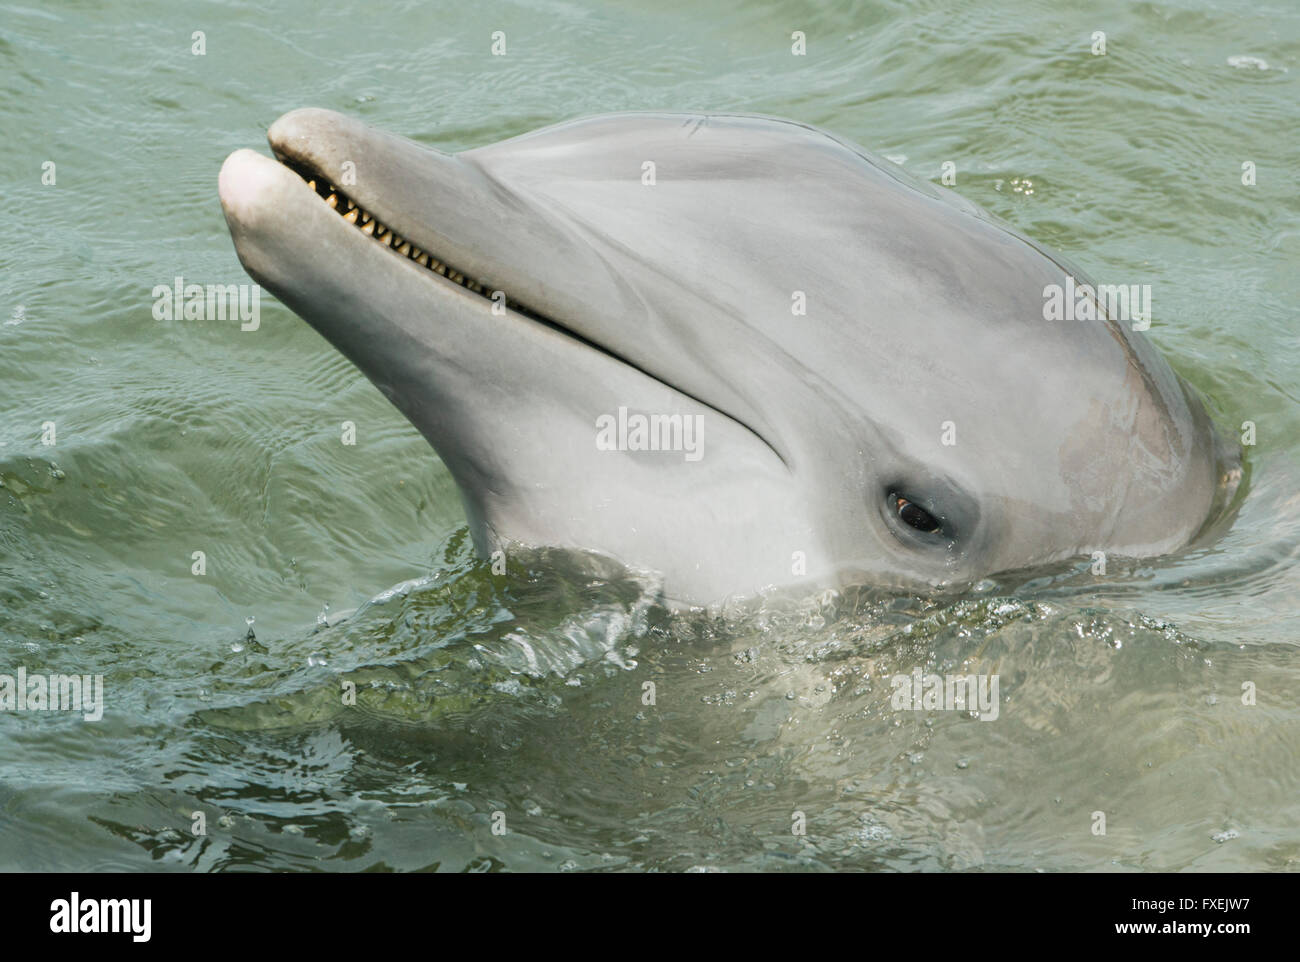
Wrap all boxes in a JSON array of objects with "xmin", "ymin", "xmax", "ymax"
[
  {"xmin": 295, "ymin": 167, "xmax": 491, "ymax": 294},
  {"xmin": 274, "ymin": 154, "xmax": 560, "ymax": 326},
  {"xmin": 249, "ymin": 138, "xmax": 787, "ymax": 468}
]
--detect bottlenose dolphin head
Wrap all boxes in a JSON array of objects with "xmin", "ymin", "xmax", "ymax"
[{"xmin": 219, "ymin": 109, "xmax": 1239, "ymax": 603}]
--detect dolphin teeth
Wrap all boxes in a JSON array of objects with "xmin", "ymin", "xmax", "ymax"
[{"xmin": 310, "ymin": 173, "xmax": 502, "ymax": 301}]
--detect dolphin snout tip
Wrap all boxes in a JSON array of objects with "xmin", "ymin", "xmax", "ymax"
[
  {"xmin": 218, "ymin": 149, "xmax": 286, "ymax": 223},
  {"xmin": 267, "ymin": 107, "xmax": 349, "ymax": 155}
]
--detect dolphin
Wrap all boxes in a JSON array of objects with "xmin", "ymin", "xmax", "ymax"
[{"xmin": 218, "ymin": 109, "xmax": 1238, "ymax": 605}]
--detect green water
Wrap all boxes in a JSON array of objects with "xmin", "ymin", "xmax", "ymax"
[{"xmin": 2, "ymin": 0, "xmax": 1298, "ymax": 870}]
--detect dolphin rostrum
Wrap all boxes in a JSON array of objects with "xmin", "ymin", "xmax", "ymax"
[{"xmin": 219, "ymin": 109, "xmax": 1238, "ymax": 604}]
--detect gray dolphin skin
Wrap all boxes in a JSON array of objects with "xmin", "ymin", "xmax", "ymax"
[{"xmin": 218, "ymin": 109, "xmax": 1238, "ymax": 605}]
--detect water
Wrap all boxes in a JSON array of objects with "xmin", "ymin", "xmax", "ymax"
[{"xmin": 1, "ymin": 0, "xmax": 1297, "ymax": 870}]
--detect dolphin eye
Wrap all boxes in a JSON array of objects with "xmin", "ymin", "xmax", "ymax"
[{"xmin": 893, "ymin": 494, "xmax": 941, "ymax": 533}]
